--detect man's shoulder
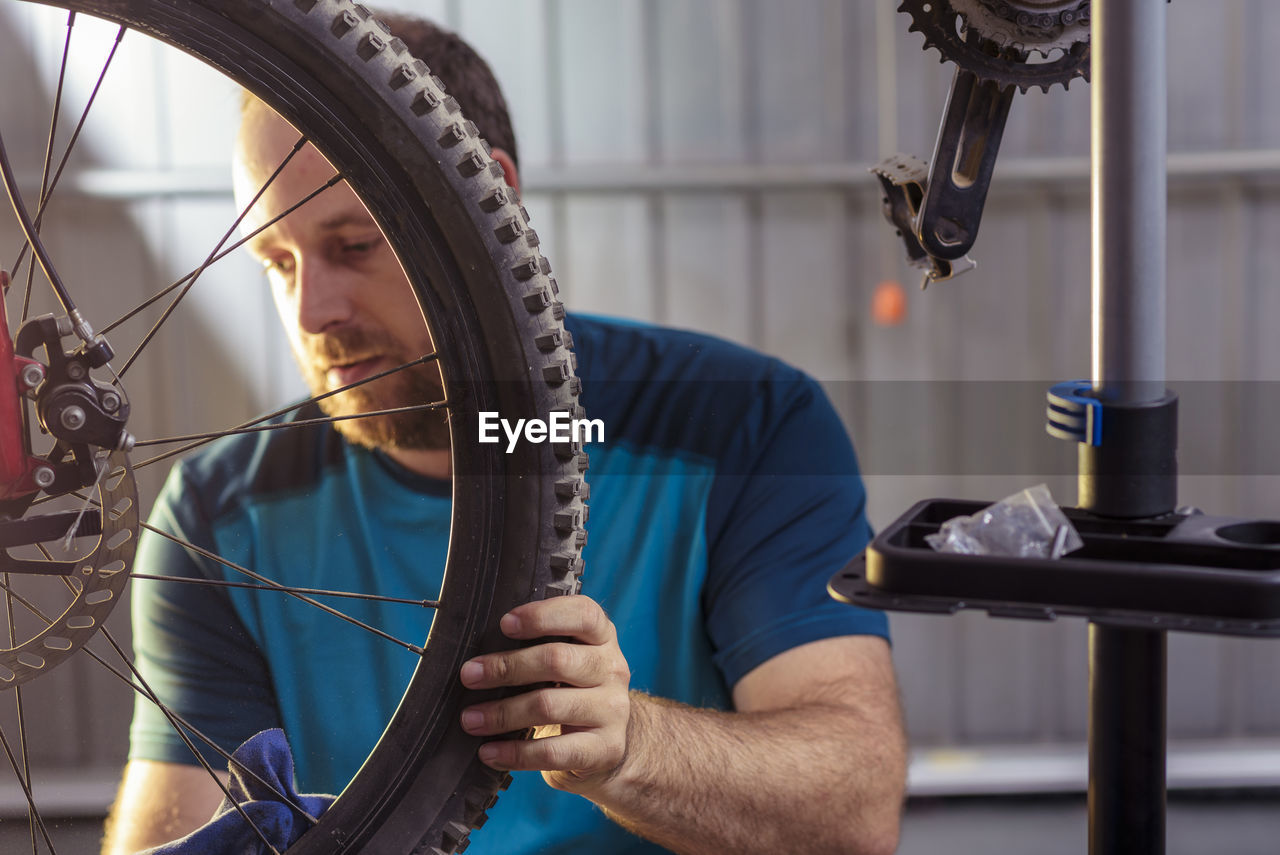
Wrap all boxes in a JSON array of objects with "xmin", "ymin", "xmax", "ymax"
[
  {"xmin": 565, "ymin": 313, "xmax": 803, "ymax": 384},
  {"xmin": 564, "ymin": 314, "xmax": 832, "ymax": 462}
]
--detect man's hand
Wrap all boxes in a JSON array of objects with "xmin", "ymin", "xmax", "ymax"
[
  {"xmin": 459, "ymin": 605, "xmax": 904, "ymax": 855},
  {"xmin": 459, "ymin": 595, "xmax": 632, "ymax": 794}
]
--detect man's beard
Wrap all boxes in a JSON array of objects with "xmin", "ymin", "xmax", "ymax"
[{"xmin": 300, "ymin": 327, "xmax": 450, "ymax": 451}]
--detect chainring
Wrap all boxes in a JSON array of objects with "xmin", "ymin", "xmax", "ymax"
[
  {"xmin": 952, "ymin": 0, "xmax": 1090, "ymax": 56},
  {"xmin": 899, "ymin": 0, "xmax": 1090, "ymax": 92}
]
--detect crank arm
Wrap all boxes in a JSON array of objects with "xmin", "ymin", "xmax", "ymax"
[{"xmin": 916, "ymin": 65, "xmax": 1016, "ymax": 261}]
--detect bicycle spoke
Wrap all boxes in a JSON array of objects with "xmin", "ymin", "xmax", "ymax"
[
  {"xmin": 24, "ymin": 367, "xmax": 443, "ymax": 507},
  {"xmin": 3, "ymin": 573, "xmax": 38, "ymax": 855},
  {"xmin": 138, "ymin": 523, "xmax": 426, "ymax": 655},
  {"xmin": 93, "ymin": 658, "xmax": 321, "ymax": 833},
  {"xmin": 115, "ymin": 135, "xmax": 309, "ymax": 378},
  {"xmin": 16, "ymin": 690, "xmax": 37, "ymax": 855},
  {"xmin": 9, "ymin": 23, "xmax": 126, "ymax": 288},
  {"xmin": 92, "ymin": 628, "xmax": 303, "ymax": 852},
  {"xmin": 0, "ymin": 578, "xmax": 70, "ymax": 632},
  {"xmin": 92, "ymin": 642, "xmax": 285, "ymax": 855},
  {"xmin": 0, "ymin": 566, "xmax": 62, "ymax": 854},
  {"xmin": 101, "ymin": 174, "xmax": 343, "ymax": 338},
  {"xmin": 132, "ymin": 400, "xmax": 447, "ymax": 449},
  {"xmin": 0, "ymin": 725, "xmax": 58, "ymax": 855},
  {"xmin": 0, "ymin": 576, "xmax": 317, "ymax": 839},
  {"xmin": 6, "ymin": 563, "xmax": 56, "ymax": 855},
  {"xmin": 2, "ymin": 131, "xmax": 80, "ymax": 329},
  {"xmin": 21, "ymin": 479, "xmax": 433, "ymax": 663},
  {"xmin": 19, "ymin": 11, "xmax": 76, "ymax": 328},
  {"xmin": 126, "ymin": 352, "xmax": 439, "ymax": 469},
  {"xmin": 130, "ymin": 573, "xmax": 440, "ymax": 608}
]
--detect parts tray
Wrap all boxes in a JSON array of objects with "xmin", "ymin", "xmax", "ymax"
[{"xmin": 829, "ymin": 499, "xmax": 1280, "ymax": 637}]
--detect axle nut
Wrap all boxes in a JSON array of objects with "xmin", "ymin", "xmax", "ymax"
[{"xmin": 60, "ymin": 406, "xmax": 87, "ymax": 432}]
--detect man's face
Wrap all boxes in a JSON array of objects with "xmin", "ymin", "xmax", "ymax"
[{"xmin": 232, "ymin": 104, "xmax": 448, "ymax": 450}]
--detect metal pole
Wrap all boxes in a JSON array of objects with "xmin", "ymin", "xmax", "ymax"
[
  {"xmin": 1088, "ymin": 624, "xmax": 1167, "ymax": 854},
  {"xmin": 1091, "ymin": 0, "xmax": 1167, "ymax": 395},
  {"xmin": 1085, "ymin": 1, "xmax": 1170, "ymax": 854}
]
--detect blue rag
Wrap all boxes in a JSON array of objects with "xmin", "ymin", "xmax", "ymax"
[{"xmin": 143, "ymin": 729, "xmax": 335, "ymax": 855}]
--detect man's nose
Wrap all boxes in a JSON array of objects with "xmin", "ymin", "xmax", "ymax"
[{"xmin": 294, "ymin": 258, "xmax": 354, "ymax": 334}]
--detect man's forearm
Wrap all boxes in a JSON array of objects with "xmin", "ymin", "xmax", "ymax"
[
  {"xmin": 102, "ymin": 761, "xmax": 228, "ymax": 855},
  {"xmin": 565, "ymin": 691, "xmax": 906, "ymax": 855},
  {"xmin": 460, "ymin": 602, "xmax": 905, "ymax": 853}
]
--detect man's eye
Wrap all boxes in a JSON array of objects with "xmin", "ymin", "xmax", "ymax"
[
  {"xmin": 262, "ymin": 257, "xmax": 295, "ymax": 275},
  {"xmin": 342, "ymin": 238, "xmax": 382, "ymax": 257}
]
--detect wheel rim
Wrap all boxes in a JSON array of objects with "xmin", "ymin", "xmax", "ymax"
[{"xmin": 1, "ymin": 2, "xmax": 584, "ymax": 852}]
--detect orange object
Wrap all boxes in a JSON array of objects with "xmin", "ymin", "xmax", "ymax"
[{"xmin": 871, "ymin": 280, "xmax": 908, "ymax": 326}]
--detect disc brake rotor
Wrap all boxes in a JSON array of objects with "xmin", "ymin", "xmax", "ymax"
[{"xmin": 0, "ymin": 450, "xmax": 137, "ymax": 687}]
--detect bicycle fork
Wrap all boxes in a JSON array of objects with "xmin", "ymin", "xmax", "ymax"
[{"xmin": 0, "ymin": 274, "xmax": 51, "ymax": 500}]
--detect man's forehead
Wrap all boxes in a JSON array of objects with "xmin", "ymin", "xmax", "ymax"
[
  {"xmin": 236, "ymin": 100, "xmax": 310, "ymax": 167},
  {"xmin": 234, "ymin": 106, "xmax": 367, "ymax": 245},
  {"xmin": 234, "ymin": 105, "xmax": 336, "ymax": 199}
]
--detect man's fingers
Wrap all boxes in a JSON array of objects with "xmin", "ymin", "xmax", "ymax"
[
  {"xmin": 461, "ymin": 640, "xmax": 618, "ymax": 690},
  {"xmin": 459, "ymin": 595, "xmax": 628, "ymax": 689},
  {"xmin": 461, "ymin": 686, "xmax": 623, "ymax": 736},
  {"xmin": 457, "ymin": 593, "xmax": 633, "ymax": 785},
  {"xmin": 499, "ymin": 595, "xmax": 615, "ymax": 645},
  {"xmin": 474, "ymin": 730, "xmax": 622, "ymax": 776}
]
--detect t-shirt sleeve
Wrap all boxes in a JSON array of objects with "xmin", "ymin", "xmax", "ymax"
[
  {"xmin": 128, "ymin": 463, "xmax": 282, "ymax": 768},
  {"xmin": 703, "ymin": 372, "xmax": 888, "ymax": 690}
]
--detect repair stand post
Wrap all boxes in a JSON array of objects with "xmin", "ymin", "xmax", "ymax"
[{"xmin": 1085, "ymin": 1, "xmax": 1170, "ymax": 853}]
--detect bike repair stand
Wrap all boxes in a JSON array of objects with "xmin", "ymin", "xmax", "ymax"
[{"xmin": 832, "ymin": 2, "xmax": 1280, "ymax": 853}]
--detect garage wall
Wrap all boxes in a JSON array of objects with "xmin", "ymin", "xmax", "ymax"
[{"xmin": 3, "ymin": 0, "xmax": 1280, "ymax": 794}]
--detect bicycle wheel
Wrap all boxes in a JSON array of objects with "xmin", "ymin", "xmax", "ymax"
[{"xmin": 2, "ymin": 1, "xmax": 586, "ymax": 852}]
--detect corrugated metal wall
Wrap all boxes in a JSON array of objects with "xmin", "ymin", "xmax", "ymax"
[{"xmin": 3, "ymin": 0, "xmax": 1280, "ymax": 805}]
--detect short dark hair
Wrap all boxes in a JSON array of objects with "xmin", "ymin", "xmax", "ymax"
[{"xmin": 372, "ymin": 11, "xmax": 520, "ymax": 169}]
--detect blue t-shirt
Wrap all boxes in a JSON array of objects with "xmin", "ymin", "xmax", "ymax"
[{"xmin": 129, "ymin": 314, "xmax": 887, "ymax": 854}]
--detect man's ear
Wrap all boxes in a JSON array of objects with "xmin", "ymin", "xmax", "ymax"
[{"xmin": 490, "ymin": 147, "xmax": 520, "ymax": 196}]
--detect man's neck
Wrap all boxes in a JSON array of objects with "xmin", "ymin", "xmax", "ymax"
[{"xmin": 384, "ymin": 447, "xmax": 452, "ymax": 481}]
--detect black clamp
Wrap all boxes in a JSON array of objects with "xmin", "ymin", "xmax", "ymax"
[{"xmin": 1047, "ymin": 381, "xmax": 1179, "ymax": 518}]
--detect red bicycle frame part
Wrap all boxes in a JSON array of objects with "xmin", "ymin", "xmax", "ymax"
[{"xmin": 0, "ymin": 285, "xmax": 45, "ymax": 499}]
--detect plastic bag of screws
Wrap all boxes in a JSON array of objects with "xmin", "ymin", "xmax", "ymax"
[{"xmin": 925, "ymin": 484, "xmax": 1083, "ymax": 559}]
